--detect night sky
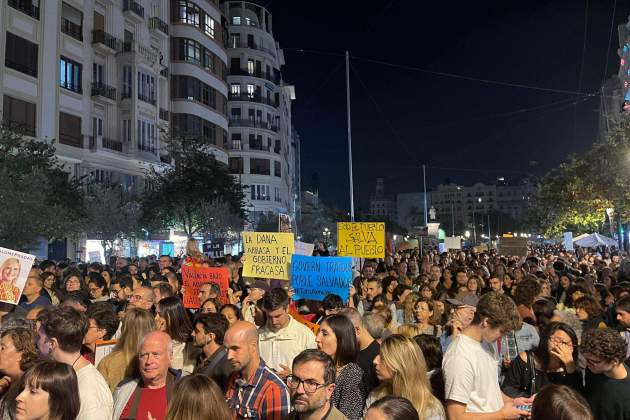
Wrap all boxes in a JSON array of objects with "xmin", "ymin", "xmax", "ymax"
[{"xmin": 267, "ymin": 1, "xmax": 630, "ymax": 212}]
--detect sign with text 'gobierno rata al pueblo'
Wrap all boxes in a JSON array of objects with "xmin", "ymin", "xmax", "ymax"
[
  {"xmin": 336, "ymin": 222, "xmax": 386, "ymax": 259},
  {"xmin": 291, "ymin": 255, "xmax": 353, "ymax": 302},
  {"xmin": 242, "ymin": 232, "xmax": 295, "ymax": 280}
]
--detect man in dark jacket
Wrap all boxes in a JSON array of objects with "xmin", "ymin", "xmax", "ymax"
[{"xmin": 191, "ymin": 312, "xmax": 233, "ymax": 391}]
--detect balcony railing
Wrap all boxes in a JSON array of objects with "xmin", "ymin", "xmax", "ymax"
[
  {"xmin": 137, "ymin": 143, "xmax": 156, "ymax": 154},
  {"xmin": 61, "ymin": 18, "xmax": 83, "ymax": 41},
  {"xmin": 230, "ymin": 41, "xmax": 276, "ymax": 58},
  {"xmin": 229, "ymin": 67, "xmax": 280, "ymax": 84},
  {"xmin": 92, "ymin": 30, "xmax": 121, "ymax": 52},
  {"xmin": 8, "ymin": 0, "xmax": 39, "ymax": 19},
  {"xmin": 228, "ymin": 92, "xmax": 278, "ymax": 108},
  {"xmin": 159, "ymin": 108, "xmax": 169, "ymax": 121},
  {"xmin": 149, "ymin": 17, "xmax": 169, "ymax": 35},
  {"xmin": 138, "ymin": 93, "xmax": 156, "ymax": 106},
  {"xmin": 123, "ymin": 0, "xmax": 144, "ymax": 18},
  {"xmin": 103, "ymin": 138, "xmax": 123, "ymax": 152},
  {"xmin": 229, "ymin": 118, "xmax": 279, "ymax": 133},
  {"xmin": 91, "ymin": 82, "xmax": 117, "ymax": 101}
]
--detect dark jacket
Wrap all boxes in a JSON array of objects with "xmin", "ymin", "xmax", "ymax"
[{"xmin": 192, "ymin": 346, "xmax": 232, "ymax": 392}]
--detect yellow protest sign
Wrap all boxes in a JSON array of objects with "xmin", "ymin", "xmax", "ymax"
[
  {"xmin": 337, "ymin": 222, "xmax": 386, "ymax": 258},
  {"xmin": 242, "ymin": 232, "xmax": 295, "ymax": 280}
]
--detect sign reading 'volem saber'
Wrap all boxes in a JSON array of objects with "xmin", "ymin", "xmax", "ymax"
[
  {"xmin": 242, "ymin": 232, "xmax": 295, "ymax": 280},
  {"xmin": 336, "ymin": 222, "xmax": 386, "ymax": 259}
]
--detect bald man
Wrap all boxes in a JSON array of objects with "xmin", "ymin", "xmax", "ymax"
[
  {"xmin": 113, "ymin": 331, "xmax": 181, "ymax": 419},
  {"xmin": 225, "ymin": 321, "xmax": 290, "ymax": 419}
]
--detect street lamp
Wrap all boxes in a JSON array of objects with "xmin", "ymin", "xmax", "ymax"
[
  {"xmin": 464, "ymin": 230, "xmax": 471, "ymax": 239},
  {"xmin": 472, "ymin": 197, "xmax": 482, "ymax": 244},
  {"xmin": 322, "ymin": 227, "xmax": 331, "ymax": 246}
]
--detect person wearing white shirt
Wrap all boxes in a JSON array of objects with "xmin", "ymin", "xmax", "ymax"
[
  {"xmin": 442, "ymin": 292, "xmax": 532, "ymax": 420},
  {"xmin": 258, "ymin": 288, "xmax": 316, "ymax": 378}
]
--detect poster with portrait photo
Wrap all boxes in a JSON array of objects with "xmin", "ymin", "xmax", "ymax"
[{"xmin": 0, "ymin": 247, "xmax": 36, "ymax": 305}]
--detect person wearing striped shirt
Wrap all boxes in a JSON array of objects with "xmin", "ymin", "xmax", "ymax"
[{"xmin": 225, "ymin": 320, "xmax": 291, "ymax": 419}]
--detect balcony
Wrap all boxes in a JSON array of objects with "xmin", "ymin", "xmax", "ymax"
[
  {"xmin": 137, "ymin": 143, "xmax": 157, "ymax": 154},
  {"xmin": 224, "ymin": 141, "xmax": 273, "ymax": 153},
  {"xmin": 229, "ymin": 92, "xmax": 278, "ymax": 108},
  {"xmin": 123, "ymin": 0, "xmax": 144, "ymax": 20},
  {"xmin": 120, "ymin": 41, "xmax": 158, "ymax": 66},
  {"xmin": 149, "ymin": 17, "xmax": 169, "ymax": 35},
  {"xmin": 92, "ymin": 30, "xmax": 120, "ymax": 53},
  {"xmin": 91, "ymin": 82, "xmax": 117, "ymax": 101},
  {"xmin": 8, "ymin": 0, "xmax": 39, "ymax": 19},
  {"xmin": 230, "ymin": 41, "xmax": 276, "ymax": 58},
  {"xmin": 229, "ymin": 118, "xmax": 279, "ymax": 133},
  {"xmin": 138, "ymin": 93, "xmax": 156, "ymax": 106},
  {"xmin": 61, "ymin": 18, "xmax": 83, "ymax": 41},
  {"xmin": 159, "ymin": 108, "xmax": 169, "ymax": 121},
  {"xmin": 229, "ymin": 67, "xmax": 280, "ymax": 84},
  {"xmin": 89, "ymin": 136, "xmax": 124, "ymax": 153}
]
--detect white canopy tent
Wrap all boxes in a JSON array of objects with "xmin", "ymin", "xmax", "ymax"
[{"xmin": 573, "ymin": 232, "xmax": 618, "ymax": 248}]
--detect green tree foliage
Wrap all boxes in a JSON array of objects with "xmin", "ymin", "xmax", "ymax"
[
  {"xmin": 533, "ymin": 119, "xmax": 630, "ymax": 236},
  {"xmin": 0, "ymin": 124, "xmax": 84, "ymax": 251},
  {"xmin": 84, "ymin": 184, "xmax": 141, "ymax": 258},
  {"xmin": 142, "ymin": 136, "xmax": 246, "ymax": 238}
]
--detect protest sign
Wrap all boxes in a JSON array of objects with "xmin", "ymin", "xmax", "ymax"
[
  {"xmin": 279, "ymin": 213, "xmax": 293, "ymax": 233},
  {"xmin": 564, "ymin": 232, "xmax": 574, "ymax": 251},
  {"xmin": 295, "ymin": 241, "xmax": 315, "ymax": 256},
  {"xmin": 94, "ymin": 339, "xmax": 117, "ymax": 366},
  {"xmin": 337, "ymin": 222, "xmax": 386, "ymax": 258},
  {"xmin": 427, "ymin": 223, "xmax": 441, "ymax": 238},
  {"xmin": 0, "ymin": 247, "xmax": 36, "ymax": 305},
  {"xmin": 88, "ymin": 251, "xmax": 101, "ymax": 263},
  {"xmin": 498, "ymin": 237, "xmax": 529, "ymax": 256},
  {"xmin": 291, "ymin": 255, "xmax": 353, "ymax": 302},
  {"xmin": 203, "ymin": 239, "xmax": 225, "ymax": 258},
  {"xmin": 444, "ymin": 236, "xmax": 462, "ymax": 250},
  {"xmin": 181, "ymin": 265, "xmax": 230, "ymax": 308},
  {"xmin": 242, "ymin": 232, "xmax": 295, "ymax": 280}
]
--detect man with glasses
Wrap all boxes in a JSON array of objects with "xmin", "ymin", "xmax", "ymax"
[
  {"xmin": 128, "ymin": 287, "xmax": 155, "ymax": 311},
  {"xmin": 284, "ymin": 349, "xmax": 347, "ymax": 420},
  {"xmin": 581, "ymin": 327, "xmax": 630, "ymax": 420}
]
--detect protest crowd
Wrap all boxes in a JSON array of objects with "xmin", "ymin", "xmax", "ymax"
[{"xmin": 2, "ymin": 236, "xmax": 630, "ymax": 420}]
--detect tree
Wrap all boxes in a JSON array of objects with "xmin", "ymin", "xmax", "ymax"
[
  {"xmin": 0, "ymin": 124, "xmax": 84, "ymax": 251},
  {"xmin": 299, "ymin": 199, "xmax": 335, "ymax": 244},
  {"xmin": 142, "ymin": 136, "xmax": 246, "ymax": 238},
  {"xmin": 84, "ymin": 184, "xmax": 142, "ymax": 258},
  {"xmin": 532, "ymin": 119, "xmax": 630, "ymax": 237}
]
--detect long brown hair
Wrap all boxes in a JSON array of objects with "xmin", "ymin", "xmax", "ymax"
[
  {"xmin": 166, "ymin": 374, "xmax": 231, "ymax": 420},
  {"xmin": 112, "ymin": 308, "xmax": 156, "ymax": 377}
]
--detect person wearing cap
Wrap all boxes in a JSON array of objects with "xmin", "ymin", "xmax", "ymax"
[
  {"xmin": 440, "ymin": 293, "xmax": 478, "ymax": 352},
  {"xmin": 242, "ymin": 279, "xmax": 269, "ymax": 325},
  {"xmin": 443, "ymin": 292, "xmax": 532, "ymax": 420}
]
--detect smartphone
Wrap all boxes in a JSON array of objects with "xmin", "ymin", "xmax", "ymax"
[{"xmin": 516, "ymin": 405, "xmax": 532, "ymax": 412}]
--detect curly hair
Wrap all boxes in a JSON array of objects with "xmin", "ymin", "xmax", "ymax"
[
  {"xmin": 473, "ymin": 292, "xmax": 520, "ymax": 331},
  {"xmin": 580, "ymin": 327, "xmax": 627, "ymax": 364},
  {"xmin": 514, "ymin": 277, "xmax": 541, "ymax": 307},
  {"xmin": 1, "ymin": 327, "xmax": 39, "ymax": 372}
]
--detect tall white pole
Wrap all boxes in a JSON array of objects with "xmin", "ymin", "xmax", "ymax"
[
  {"xmin": 346, "ymin": 51, "xmax": 355, "ymax": 222},
  {"xmin": 423, "ymin": 164, "xmax": 428, "ymax": 226}
]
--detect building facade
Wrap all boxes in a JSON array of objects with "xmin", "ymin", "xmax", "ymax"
[
  {"xmin": 222, "ymin": 1, "xmax": 297, "ymax": 224},
  {"xmin": 368, "ymin": 178, "xmax": 397, "ymax": 221},
  {"xmin": 0, "ymin": 0, "xmax": 172, "ymax": 193}
]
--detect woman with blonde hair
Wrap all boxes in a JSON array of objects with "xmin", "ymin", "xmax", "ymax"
[
  {"xmin": 369, "ymin": 334, "xmax": 445, "ymax": 419},
  {"xmin": 166, "ymin": 374, "xmax": 231, "ymax": 420},
  {"xmin": 0, "ymin": 258, "xmax": 21, "ymax": 303},
  {"xmin": 182, "ymin": 238, "xmax": 207, "ymax": 267},
  {"xmin": 401, "ymin": 292, "xmax": 421, "ymax": 324},
  {"xmin": 97, "ymin": 308, "xmax": 156, "ymax": 391}
]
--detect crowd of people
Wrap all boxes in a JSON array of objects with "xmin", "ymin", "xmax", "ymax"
[{"xmin": 0, "ymin": 240, "xmax": 630, "ymax": 419}]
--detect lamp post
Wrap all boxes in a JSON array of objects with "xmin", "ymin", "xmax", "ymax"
[
  {"xmin": 472, "ymin": 197, "xmax": 482, "ymax": 244},
  {"xmin": 322, "ymin": 227, "xmax": 331, "ymax": 246}
]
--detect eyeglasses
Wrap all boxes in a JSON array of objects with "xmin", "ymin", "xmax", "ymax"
[{"xmin": 286, "ymin": 375, "xmax": 327, "ymax": 394}]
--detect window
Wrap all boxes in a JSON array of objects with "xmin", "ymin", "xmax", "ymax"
[
  {"xmin": 58, "ymin": 112, "xmax": 82, "ymax": 147},
  {"xmin": 274, "ymin": 161, "xmax": 281, "ymax": 177},
  {"xmin": 250, "ymin": 184, "xmax": 270, "ymax": 201},
  {"xmin": 177, "ymin": 1, "xmax": 200, "ymax": 26},
  {"xmin": 275, "ymin": 187, "xmax": 281, "ymax": 202},
  {"xmin": 183, "ymin": 39, "xmax": 201, "ymax": 65},
  {"xmin": 204, "ymin": 15, "xmax": 215, "ymax": 39},
  {"xmin": 61, "ymin": 2, "xmax": 83, "ymax": 41},
  {"xmin": 2, "ymin": 95, "xmax": 36, "ymax": 136},
  {"xmin": 231, "ymin": 84, "xmax": 241, "ymax": 95},
  {"xmin": 122, "ymin": 119, "xmax": 131, "ymax": 142},
  {"xmin": 137, "ymin": 119, "xmax": 157, "ymax": 153},
  {"xmin": 122, "ymin": 65, "xmax": 132, "ymax": 98},
  {"xmin": 231, "ymin": 108, "xmax": 241, "ymax": 118},
  {"xmin": 247, "ymin": 84, "xmax": 255, "ymax": 98},
  {"xmin": 60, "ymin": 56, "xmax": 82, "ymax": 93},
  {"xmin": 250, "ymin": 158, "xmax": 270, "ymax": 175},
  {"xmin": 5, "ymin": 32, "xmax": 38, "ymax": 77},
  {"xmin": 247, "ymin": 59, "xmax": 254, "ymax": 75},
  {"xmin": 171, "ymin": 75, "xmax": 221, "ymax": 110},
  {"xmin": 137, "ymin": 72, "xmax": 156, "ymax": 104},
  {"xmin": 93, "ymin": 63, "xmax": 104, "ymax": 84},
  {"xmin": 230, "ymin": 133, "xmax": 242, "ymax": 149},
  {"xmin": 203, "ymin": 49, "xmax": 214, "ymax": 72},
  {"xmin": 232, "ymin": 16, "xmax": 241, "ymax": 25},
  {"xmin": 231, "ymin": 33, "xmax": 240, "ymax": 48},
  {"xmin": 229, "ymin": 157, "xmax": 243, "ymax": 174},
  {"xmin": 171, "ymin": 113, "xmax": 225, "ymax": 145}
]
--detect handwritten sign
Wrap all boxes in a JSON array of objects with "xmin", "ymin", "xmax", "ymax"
[
  {"xmin": 291, "ymin": 255, "xmax": 353, "ymax": 302},
  {"xmin": 295, "ymin": 241, "xmax": 315, "ymax": 256},
  {"xmin": 182, "ymin": 265, "xmax": 230, "ymax": 308},
  {"xmin": 498, "ymin": 237, "xmax": 529, "ymax": 257},
  {"xmin": 242, "ymin": 232, "xmax": 295, "ymax": 280},
  {"xmin": 337, "ymin": 222, "xmax": 385, "ymax": 258},
  {"xmin": 444, "ymin": 236, "xmax": 462, "ymax": 250},
  {"xmin": 0, "ymin": 247, "xmax": 36, "ymax": 305}
]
